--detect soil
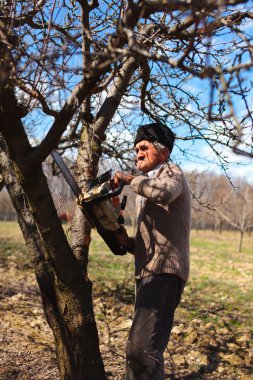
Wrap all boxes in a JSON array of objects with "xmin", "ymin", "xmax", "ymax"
[{"xmin": 0, "ymin": 258, "xmax": 252, "ymax": 380}]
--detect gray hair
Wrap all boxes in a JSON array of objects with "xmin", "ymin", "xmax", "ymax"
[
  {"xmin": 153, "ymin": 141, "xmax": 167, "ymax": 152},
  {"xmin": 153, "ymin": 141, "xmax": 170, "ymax": 160}
]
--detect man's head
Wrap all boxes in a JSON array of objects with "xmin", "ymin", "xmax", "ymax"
[{"xmin": 134, "ymin": 123, "xmax": 175, "ymax": 173}]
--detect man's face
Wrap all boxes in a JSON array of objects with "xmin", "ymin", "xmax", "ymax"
[{"xmin": 135, "ymin": 140, "xmax": 167, "ymax": 173}]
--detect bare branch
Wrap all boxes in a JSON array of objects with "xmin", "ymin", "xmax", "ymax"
[
  {"xmin": 30, "ymin": 75, "xmax": 103, "ymax": 163},
  {"xmin": 94, "ymin": 56, "xmax": 138, "ymax": 138},
  {"xmin": 12, "ymin": 76, "xmax": 59, "ymax": 118},
  {"xmin": 139, "ymin": 0, "xmax": 249, "ymax": 17}
]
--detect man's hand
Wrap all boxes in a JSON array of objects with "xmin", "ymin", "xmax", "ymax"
[
  {"xmin": 113, "ymin": 171, "xmax": 134, "ymax": 187},
  {"xmin": 115, "ymin": 226, "xmax": 135, "ymax": 254}
]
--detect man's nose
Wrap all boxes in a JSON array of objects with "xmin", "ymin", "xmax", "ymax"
[{"xmin": 137, "ymin": 152, "xmax": 144, "ymax": 160}]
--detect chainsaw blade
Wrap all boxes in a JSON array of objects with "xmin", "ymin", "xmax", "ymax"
[{"xmin": 51, "ymin": 150, "xmax": 81, "ymax": 199}]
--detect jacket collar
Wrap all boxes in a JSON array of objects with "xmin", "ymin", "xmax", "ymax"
[{"xmin": 147, "ymin": 162, "xmax": 169, "ymax": 178}]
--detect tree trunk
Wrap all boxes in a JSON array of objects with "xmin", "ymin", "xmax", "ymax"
[
  {"xmin": 0, "ymin": 87, "xmax": 106, "ymax": 379},
  {"xmin": 238, "ymin": 230, "xmax": 244, "ymax": 253}
]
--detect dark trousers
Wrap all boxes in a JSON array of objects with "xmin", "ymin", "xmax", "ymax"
[{"xmin": 126, "ymin": 274, "xmax": 185, "ymax": 380}]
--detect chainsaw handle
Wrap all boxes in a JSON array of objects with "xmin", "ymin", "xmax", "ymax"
[
  {"xmin": 87, "ymin": 180, "xmax": 125, "ymax": 204},
  {"xmin": 109, "ymin": 180, "xmax": 125, "ymax": 196}
]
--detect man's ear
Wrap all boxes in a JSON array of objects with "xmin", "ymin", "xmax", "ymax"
[{"xmin": 162, "ymin": 147, "xmax": 169, "ymax": 161}]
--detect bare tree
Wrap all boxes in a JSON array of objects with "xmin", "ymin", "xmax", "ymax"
[
  {"xmin": 187, "ymin": 171, "xmax": 227, "ymax": 231},
  {"xmin": 216, "ymin": 181, "xmax": 253, "ymax": 251},
  {"xmin": 1, "ymin": 1, "xmax": 253, "ymax": 378}
]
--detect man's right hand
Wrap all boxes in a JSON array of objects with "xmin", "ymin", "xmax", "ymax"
[{"xmin": 113, "ymin": 171, "xmax": 134, "ymax": 187}]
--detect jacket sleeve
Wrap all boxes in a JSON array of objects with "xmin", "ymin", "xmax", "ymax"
[{"xmin": 130, "ymin": 165, "xmax": 183, "ymax": 206}]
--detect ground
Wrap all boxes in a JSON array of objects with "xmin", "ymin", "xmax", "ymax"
[{"xmin": 0, "ymin": 223, "xmax": 252, "ymax": 379}]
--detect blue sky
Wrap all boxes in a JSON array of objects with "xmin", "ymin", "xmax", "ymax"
[{"xmin": 20, "ymin": 2, "xmax": 253, "ymax": 183}]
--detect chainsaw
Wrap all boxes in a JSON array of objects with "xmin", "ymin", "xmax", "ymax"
[{"xmin": 51, "ymin": 150, "xmax": 128, "ymax": 255}]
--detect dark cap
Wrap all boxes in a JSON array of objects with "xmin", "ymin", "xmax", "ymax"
[{"xmin": 134, "ymin": 122, "xmax": 175, "ymax": 153}]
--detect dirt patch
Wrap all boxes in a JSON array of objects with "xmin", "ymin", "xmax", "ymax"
[
  {"xmin": 0, "ymin": 257, "xmax": 253, "ymax": 379},
  {"xmin": 0, "ymin": 262, "xmax": 58, "ymax": 379}
]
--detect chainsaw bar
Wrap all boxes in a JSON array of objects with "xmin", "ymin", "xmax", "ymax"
[
  {"xmin": 51, "ymin": 150, "xmax": 82, "ymax": 199},
  {"xmin": 51, "ymin": 150, "xmax": 127, "ymax": 256}
]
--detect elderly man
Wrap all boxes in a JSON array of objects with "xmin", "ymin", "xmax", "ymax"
[{"xmin": 114, "ymin": 122, "xmax": 191, "ymax": 380}]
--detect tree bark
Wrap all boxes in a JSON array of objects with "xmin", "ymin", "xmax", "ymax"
[{"xmin": 0, "ymin": 86, "xmax": 105, "ymax": 379}]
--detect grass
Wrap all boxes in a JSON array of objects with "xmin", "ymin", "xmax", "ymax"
[
  {"xmin": 89, "ymin": 232, "xmax": 133, "ymax": 280},
  {"xmin": 183, "ymin": 229, "xmax": 253, "ymax": 330},
  {"xmin": 0, "ymin": 221, "xmax": 251, "ymax": 323},
  {"xmin": 0, "ymin": 221, "xmax": 30, "ymax": 269},
  {"xmin": 0, "ymin": 221, "xmax": 252, "ymax": 289}
]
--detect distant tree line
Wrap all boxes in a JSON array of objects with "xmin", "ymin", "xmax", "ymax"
[{"xmin": 188, "ymin": 171, "xmax": 253, "ymax": 251}]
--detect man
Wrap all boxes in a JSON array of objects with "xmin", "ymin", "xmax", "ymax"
[{"xmin": 114, "ymin": 122, "xmax": 190, "ymax": 380}]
